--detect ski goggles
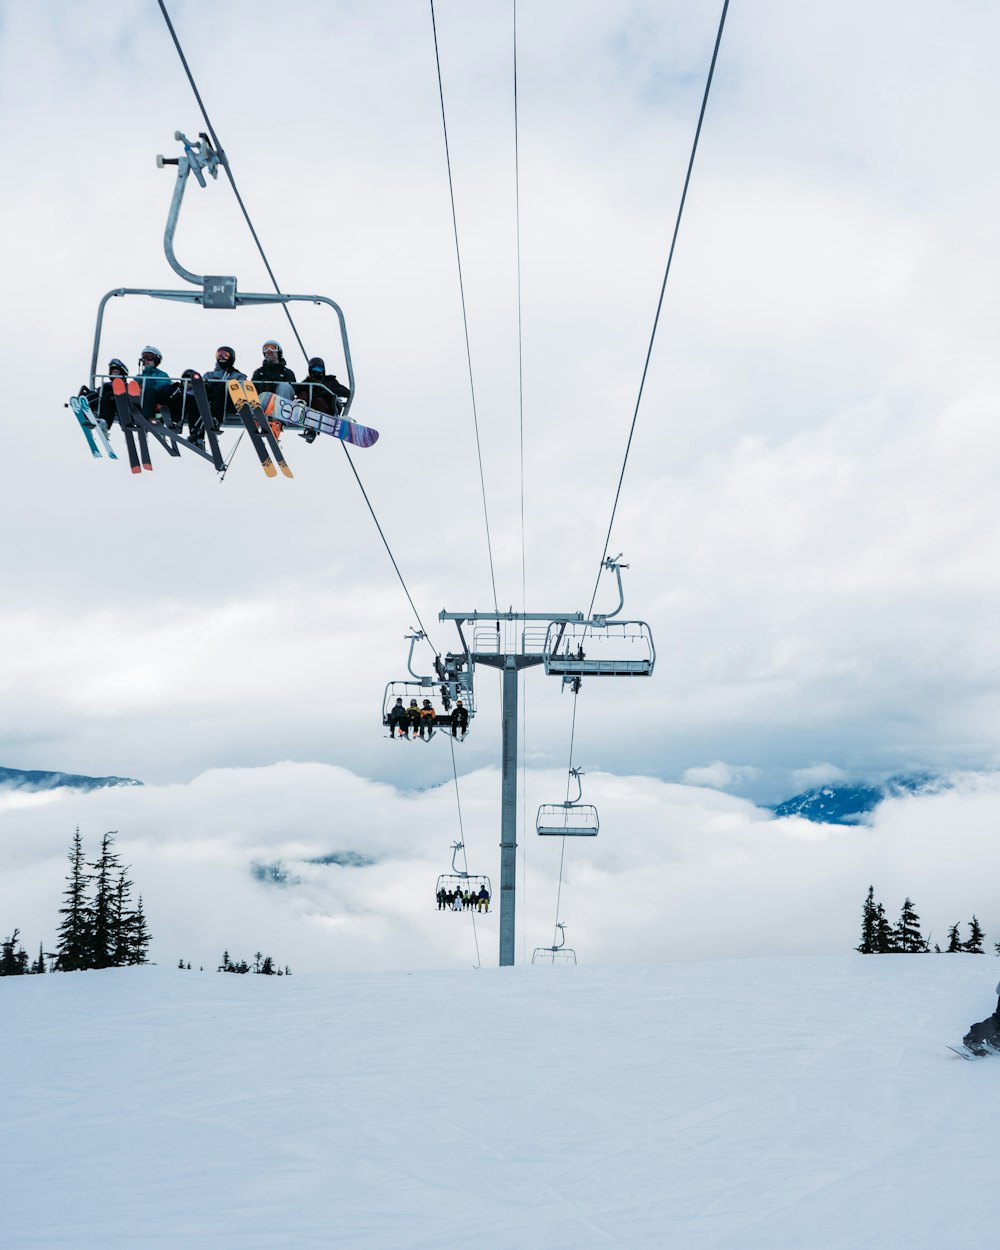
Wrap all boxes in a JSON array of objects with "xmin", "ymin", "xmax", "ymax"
[
  {"xmin": 140, "ymin": 353, "xmax": 159, "ymax": 363},
  {"xmin": 262, "ymin": 342, "xmax": 280, "ymax": 353}
]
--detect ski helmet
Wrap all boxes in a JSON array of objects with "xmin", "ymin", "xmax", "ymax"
[
  {"xmin": 307, "ymin": 356, "xmax": 326, "ymax": 375},
  {"xmin": 108, "ymin": 358, "xmax": 127, "ymax": 377},
  {"xmin": 140, "ymin": 346, "xmax": 162, "ymax": 365},
  {"xmin": 262, "ymin": 339, "xmax": 282, "ymax": 355},
  {"xmin": 215, "ymin": 346, "xmax": 236, "ymax": 367}
]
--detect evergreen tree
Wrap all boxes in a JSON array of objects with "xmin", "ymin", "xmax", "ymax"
[
  {"xmin": 0, "ymin": 929, "xmax": 27, "ymax": 976},
  {"xmin": 965, "ymin": 915, "xmax": 985, "ymax": 954},
  {"xmin": 946, "ymin": 923, "xmax": 962, "ymax": 953},
  {"xmin": 260, "ymin": 956, "xmax": 275, "ymax": 975},
  {"xmin": 88, "ymin": 832, "xmax": 121, "ymax": 969},
  {"xmin": 56, "ymin": 827, "xmax": 93, "ymax": 972},
  {"xmin": 874, "ymin": 902, "xmax": 895, "ymax": 953},
  {"xmin": 31, "ymin": 943, "xmax": 46, "ymax": 975},
  {"xmin": 895, "ymin": 897, "xmax": 926, "ymax": 953},
  {"xmin": 857, "ymin": 886, "xmax": 879, "ymax": 954},
  {"xmin": 110, "ymin": 865, "xmax": 143, "ymax": 966},
  {"xmin": 126, "ymin": 895, "xmax": 151, "ymax": 965}
]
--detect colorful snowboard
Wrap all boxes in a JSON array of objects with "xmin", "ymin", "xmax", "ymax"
[{"xmin": 259, "ymin": 392, "xmax": 379, "ymax": 448}]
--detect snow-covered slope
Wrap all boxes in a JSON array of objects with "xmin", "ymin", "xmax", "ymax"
[{"xmin": 3, "ymin": 955, "xmax": 997, "ymax": 1249}]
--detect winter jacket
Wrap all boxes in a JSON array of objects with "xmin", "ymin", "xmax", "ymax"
[
  {"xmin": 137, "ymin": 364, "xmax": 172, "ymax": 409},
  {"xmin": 203, "ymin": 365, "xmax": 247, "ymax": 417},
  {"xmin": 252, "ymin": 357, "xmax": 296, "ymax": 393},
  {"xmin": 295, "ymin": 357, "xmax": 350, "ymax": 414},
  {"xmin": 80, "ymin": 382, "xmax": 118, "ymax": 427}
]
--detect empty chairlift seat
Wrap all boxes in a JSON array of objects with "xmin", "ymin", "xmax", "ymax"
[
  {"xmin": 542, "ymin": 620, "xmax": 655, "ymax": 678},
  {"xmin": 532, "ymin": 923, "xmax": 577, "ymax": 965},
  {"xmin": 536, "ymin": 768, "xmax": 599, "ymax": 837},
  {"xmin": 535, "ymin": 803, "xmax": 600, "ymax": 837}
]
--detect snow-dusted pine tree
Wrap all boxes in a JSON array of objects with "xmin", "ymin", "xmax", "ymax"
[{"xmin": 56, "ymin": 828, "xmax": 93, "ymax": 972}]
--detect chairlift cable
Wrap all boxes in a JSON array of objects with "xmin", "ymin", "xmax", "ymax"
[
  {"xmin": 551, "ymin": 687, "xmax": 581, "ymax": 938},
  {"xmin": 156, "ymin": 0, "xmax": 439, "ymax": 656},
  {"xmin": 449, "ymin": 735, "xmax": 482, "ymax": 968},
  {"xmin": 514, "ymin": 0, "xmax": 527, "ymax": 618},
  {"xmin": 156, "ymin": 0, "xmax": 308, "ymax": 362},
  {"xmin": 513, "ymin": 0, "xmax": 530, "ymax": 967},
  {"xmin": 586, "ymin": 0, "xmax": 730, "ymax": 617},
  {"xmin": 339, "ymin": 445, "xmax": 439, "ymax": 652},
  {"xmin": 429, "ymin": 0, "xmax": 500, "ymax": 613}
]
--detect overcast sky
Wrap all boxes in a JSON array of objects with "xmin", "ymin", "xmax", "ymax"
[{"xmin": 1, "ymin": 0, "xmax": 999, "ymax": 968}]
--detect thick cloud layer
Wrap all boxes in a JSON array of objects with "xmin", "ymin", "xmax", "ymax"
[{"xmin": 2, "ymin": 764, "xmax": 998, "ymax": 971}]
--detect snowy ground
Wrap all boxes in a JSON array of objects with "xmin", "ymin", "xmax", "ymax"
[{"xmin": 3, "ymin": 955, "xmax": 997, "ymax": 1249}]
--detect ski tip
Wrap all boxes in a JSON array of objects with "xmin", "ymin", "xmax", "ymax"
[
  {"xmin": 142, "ymin": 463, "xmax": 153, "ymax": 472},
  {"xmin": 262, "ymin": 459, "xmax": 278, "ymax": 478},
  {"xmin": 280, "ymin": 463, "xmax": 294, "ymax": 479},
  {"xmin": 131, "ymin": 466, "xmax": 142, "ymax": 475}
]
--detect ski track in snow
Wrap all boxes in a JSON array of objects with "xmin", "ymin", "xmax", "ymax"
[{"xmin": 2, "ymin": 955, "xmax": 997, "ymax": 1249}]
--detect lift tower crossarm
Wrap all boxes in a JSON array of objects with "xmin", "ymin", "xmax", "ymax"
[{"xmin": 439, "ymin": 611, "xmax": 585, "ymax": 623}]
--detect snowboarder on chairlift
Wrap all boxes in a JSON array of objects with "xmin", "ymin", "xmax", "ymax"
[
  {"xmin": 387, "ymin": 697, "xmax": 409, "ymax": 739},
  {"xmin": 963, "ymin": 979, "xmax": 1000, "ymax": 1056},
  {"xmin": 296, "ymin": 356, "xmax": 349, "ymax": 416},
  {"xmin": 451, "ymin": 699, "xmax": 469, "ymax": 739},
  {"xmin": 252, "ymin": 340, "xmax": 296, "ymax": 402}
]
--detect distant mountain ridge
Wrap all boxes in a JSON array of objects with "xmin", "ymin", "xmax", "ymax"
[
  {"xmin": 772, "ymin": 773, "xmax": 942, "ymax": 825},
  {"xmin": 0, "ymin": 766, "xmax": 142, "ymax": 793}
]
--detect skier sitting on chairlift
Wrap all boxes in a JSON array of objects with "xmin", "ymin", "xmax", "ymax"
[
  {"xmin": 451, "ymin": 699, "xmax": 469, "ymax": 739},
  {"xmin": 79, "ymin": 358, "xmax": 128, "ymax": 430},
  {"xmin": 164, "ymin": 369, "xmax": 206, "ymax": 447},
  {"xmin": 136, "ymin": 346, "xmax": 172, "ymax": 420},
  {"xmin": 387, "ymin": 697, "xmax": 409, "ymax": 739},
  {"xmin": 203, "ymin": 346, "xmax": 245, "ymax": 428},
  {"xmin": 405, "ymin": 699, "xmax": 421, "ymax": 737},
  {"xmin": 419, "ymin": 699, "xmax": 436, "ymax": 740},
  {"xmin": 252, "ymin": 340, "xmax": 296, "ymax": 402}
]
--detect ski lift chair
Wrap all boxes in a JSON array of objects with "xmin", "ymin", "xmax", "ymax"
[
  {"xmin": 531, "ymin": 923, "xmax": 578, "ymax": 965},
  {"xmin": 536, "ymin": 769, "xmax": 599, "ymax": 836}
]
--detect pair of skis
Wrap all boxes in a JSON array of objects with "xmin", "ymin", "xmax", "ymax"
[
  {"xmin": 68, "ymin": 396, "xmax": 118, "ymax": 460},
  {"xmin": 110, "ymin": 374, "xmax": 228, "ymax": 476},
  {"xmin": 226, "ymin": 379, "xmax": 292, "ymax": 479}
]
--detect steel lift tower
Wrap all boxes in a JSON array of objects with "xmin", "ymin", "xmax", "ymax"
[{"xmin": 438, "ymin": 557, "xmax": 655, "ymax": 966}]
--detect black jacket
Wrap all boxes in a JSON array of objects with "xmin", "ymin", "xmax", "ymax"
[
  {"xmin": 252, "ymin": 358, "xmax": 296, "ymax": 390},
  {"xmin": 80, "ymin": 382, "xmax": 118, "ymax": 426}
]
